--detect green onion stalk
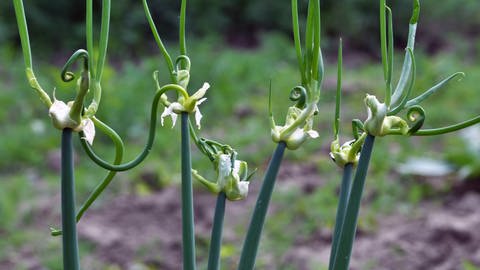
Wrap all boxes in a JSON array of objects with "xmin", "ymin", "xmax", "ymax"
[
  {"xmin": 61, "ymin": 129, "xmax": 80, "ymax": 270},
  {"xmin": 327, "ymin": 163, "xmax": 353, "ymax": 270},
  {"xmin": 181, "ymin": 112, "xmax": 196, "ymax": 270},
  {"xmin": 238, "ymin": 0, "xmax": 323, "ymax": 269},
  {"xmin": 207, "ymin": 192, "xmax": 226, "ymax": 270},
  {"xmin": 237, "ymin": 142, "xmax": 287, "ymax": 270},
  {"xmin": 330, "ymin": 135, "xmax": 375, "ymax": 270}
]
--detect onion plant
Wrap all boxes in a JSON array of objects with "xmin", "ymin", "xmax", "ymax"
[
  {"xmin": 328, "ymin": 1, "xmax": 480, "ymax": 270},
  {"xmin": 11, "ymin": 0, "xmax": 480, "ymax": 269},
  {"xmin": 238, "ymin": 0, "xmax": 323, "ymax": 269}
]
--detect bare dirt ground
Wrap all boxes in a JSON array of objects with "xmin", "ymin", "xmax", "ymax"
[
  {"xmin": 2, "ymin": 163, "xmax": 480, "ymax": 270},
  {"xmin": 76, "ymin": 164, "xmax": 480, "ymax": 270}
]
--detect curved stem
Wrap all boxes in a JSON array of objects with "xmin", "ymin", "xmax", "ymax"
[
  {"xmin": 61, "ymin": 129, "xmax": 80, "ymax": 270},
  {"xmin": 76, "ymin": 117, "xmax": 123, "ymax": 220},
  {"xmin": 328, "ymin": 163, "xmax": 353, "ymax": 270},
  {"xmin": 13, "ymin": 0, "xmax": 52, "ymax": 107},
  {"xmin": 331, "ymin": 135, "xmax": 375, "ymax": 270},
  {"xmin": 237, "ymin": 142, "xmax": 287, "ymax": 270},
  {"xmin": 207, "ymin": 192, "xmax": 227, "ymax": 270},
  {"xmin": 413, "ymin": 115, "xmax": 480, "ymax": 136},
  {"xmin": 80, "ymin": 84, "xmax": 188, "ymax": 171},
  {"xmin": 181, "ymin": 112, "xmax": 196, "ymax": 270},
  {"xmin": 142, "ymin": 0, "xmax": 176, "ymax": 83}
]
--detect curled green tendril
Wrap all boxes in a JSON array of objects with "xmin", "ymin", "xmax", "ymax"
[
  {"xmin": 61, "ymin": 49, "xmax": 89, "ymax": 83},
  {"xmin": 413, "ymin": 115, "xmax": 480, "ymax": 136},
  {"xmin": 289, "ymin": 86, "xmax": 307, "ymax": 109},
  {"xmin": 80, "ymin": 84, "xmax": 188, "ymax": 171},
  {"xmin": 175, "ymin": 55, "xmax": 191, "ymax": 72},
  {"xmin": 406, "ymin": 105, "xmax": 425, "ymax": 135},
  {"xmin": 174, "ymin": 55, "xmax": 191, "ymax": 89}
]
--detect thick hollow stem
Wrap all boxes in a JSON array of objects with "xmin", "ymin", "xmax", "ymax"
[
  {"xmin": 207, "ymin": 192, "xmax": 227, "ymax": 270},
  {"xmin": 332, "ymin": 135, "xmax": 375, "ymax": 270},
  {"xmin": 328, "ymin": 163, "xmax": 354, "ymax": 270},
  {"xmin": 181, "ymin": 112, "xmax": 196, "ymax": 270},
  {"xmin": 237, "ymin": 142, "xmax": 287, "ymax": 270},
  {"xmin": 61, "ymin": 129, "xmax": 80, "ymax": 270}
]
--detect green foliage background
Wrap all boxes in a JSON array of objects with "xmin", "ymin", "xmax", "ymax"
[{"xmin": 1, "ymin": 0, "xmax": 480, "ymax": 54}]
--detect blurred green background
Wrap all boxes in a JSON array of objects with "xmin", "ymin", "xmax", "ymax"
[{"xmin": 1, "ymin": 0, "xmax": 480, "ymax": 269}]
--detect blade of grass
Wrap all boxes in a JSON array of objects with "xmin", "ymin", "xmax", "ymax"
[
  {"xmin": 237, "ymin": 142, "xmax": 287, "ymax": 270},
  {"xmin": 61, "ymin": 129, "xmax": 80, "ymax": 270},
  {"xmin": 331, "ymin": 134, "xmax": 375, "ymax": 270},
  {"xmin": 181, "ymin": 112, "xmax": 197, "ymax": 270},
  {"xmin": 207, "ymin": 192, "xmax": 227, "ymax": 270}
]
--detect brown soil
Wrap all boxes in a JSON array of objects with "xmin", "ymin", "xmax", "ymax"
[
  {"xmin": 2, "ymin": 163, "xmax": 480, "ymax": 270},
  {"xmin": 76, "ymin": 163, "xmax": 480, "ymax": 270}
]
